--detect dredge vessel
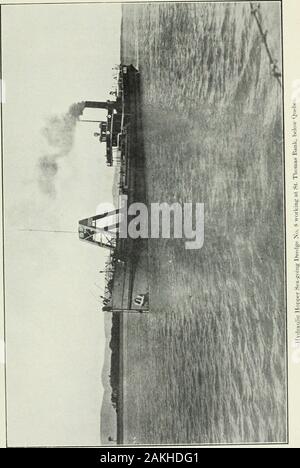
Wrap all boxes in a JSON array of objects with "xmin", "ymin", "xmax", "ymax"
[{"xmin": 78, "ymin": 64, "xmax": 147, "ymax": 313}]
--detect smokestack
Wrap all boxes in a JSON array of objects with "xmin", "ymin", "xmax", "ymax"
[{"xmin": 84, "ymin": 101, "xmax": 109, "ymax": 110}]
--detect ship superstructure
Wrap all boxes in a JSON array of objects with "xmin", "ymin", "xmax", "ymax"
[{"xmin": 78, "ymin": 64, "xmax": 140, "ymax": 251}]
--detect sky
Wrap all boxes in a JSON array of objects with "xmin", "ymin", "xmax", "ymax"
[{"xmin": 2, "ymin": 3, "xmax": 121, "ymax": 446}]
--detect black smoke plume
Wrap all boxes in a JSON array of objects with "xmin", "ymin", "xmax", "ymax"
[{"xmin": 38, "ymin": 102, "xmax": 85, "ymax": 197}]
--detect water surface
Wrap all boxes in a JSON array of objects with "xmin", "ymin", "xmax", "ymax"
[{"xmin": 120, "ymin": 1, "xmax": 286, "ymax": 444}]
